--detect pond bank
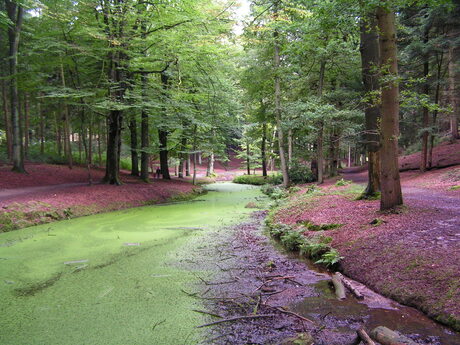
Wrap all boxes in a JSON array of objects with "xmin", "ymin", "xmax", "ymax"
[{"xmin": 196, "ymin": 211, "xmax": 460, "ymax": 345}]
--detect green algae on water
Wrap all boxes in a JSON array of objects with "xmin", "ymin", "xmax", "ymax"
[{"xmin": 0, "ymin": 183, "xmax": 261, "ymax": 345}]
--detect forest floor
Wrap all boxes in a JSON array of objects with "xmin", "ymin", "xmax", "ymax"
[
  {"xmin": 0, "ymin": 163, "xmax": 199, "ymax": 231},
  {"xmin": 271, "ymin": 164, "xmax": 460, "ymax": 332}
]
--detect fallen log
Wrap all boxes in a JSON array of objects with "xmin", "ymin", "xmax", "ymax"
[
  {"xmin": 331, "ymin": 273, "xmax": 346, "ymax": 300},
  {"xmin": 369, "ymin": 326, "xmax": 419, "ymax": 345},
  {"xmin": 357, "ymin": 328, "xmax": 376, "ymax": 345},
  {"xmin": 335, "ymin": 272, "xmax": 364, "ymax": 300}
]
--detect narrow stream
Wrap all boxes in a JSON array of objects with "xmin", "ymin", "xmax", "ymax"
[{"xmin": 0, "ymin": 183, "xmax": 458, "ymax": 344}]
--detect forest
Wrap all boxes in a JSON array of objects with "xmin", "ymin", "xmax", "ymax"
[{"xmin": 0, "ymin": 0, "xmax": 459, "ymax": 344}]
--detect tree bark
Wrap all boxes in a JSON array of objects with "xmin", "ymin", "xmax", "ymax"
[
  {"xmin": 316, "ymin": 60, "xmax": 326, "ymax": 184},
  {"xmin": 448, "ymin": 32, "xmax": 459, "ymax": 140},
  {"xmin": 39, "ymin": 99, "xmax": 45, "ymax": 155},
  {"xmin": 246, "ymin": 141, "xmax": 251, "ymax": 175},
  {"xmin": 2, "ymin": 80, "xmax": 12, "ymax": 160},
  {"xmin": 376, "ymin": 6, "xmax": 403, "ymax": 210},
  {"xmin": 60, "ymin": 63, "xmax": 73, "ymax": 169},
  {"xmin": 360, "ymin": 13, "xmax": 381, "ymax": 195},
  {"xmin": 24, "ymin": 93, "xmax": 29, "ymax": 159},
  {"xmin": 178, "ymin": 136, "xmax": 187, "ymax": 178},
  {"xmin": 273, "ymin": 3, "xmax": 289, "ymax": 187},
  {"xmin": 158, "ymin": 72, "xmax": 171, "ymax": 180},
  {"xmin": 288, "ymin": 128, "xmax": 293, "ymax": 164},
  {"xmin": 140, "ymin": 73, "xmax": 150, "ymax": 181},
  {"xmin": 192, "ymin": 125, "xmax": 198, "ymax": 185},
  {"xmin": 262, "ymin": 122, "xmax": 267, "ymax": 177},
  {"xmin": 420, "ymin": 28, "xmax": 430, "ymax": 172},
  {"xmin": 186, "ymin": 154, "xmax": 191, "ymax": 176},
  {"xmin": 6, "ymin": 0, "xmax": 25, "ymax": 172},
  {"xmin": 206, "ymin": 151, "xmax": 214, "ymax": 177},
  {"xmin": 129, "ymin": 117, "xmax": 139, "ymax": 176}
]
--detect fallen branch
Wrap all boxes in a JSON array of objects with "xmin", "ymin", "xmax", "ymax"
[
  {"xmin": 331, "ymin": 273, "xmax": 346, "ymax": 300},
  {"xmin": 272, "ymin": 306, "xmax": 314, "ymax": 323},
  {"xmin": 357, "ymin": 328, "xmax": 376, "ymax": 345},
  {"xmin": 196, "ymin": 314, "xmax": 277, "ymax": 328},
  {"xmin": 336, "ymin": 272, "xmax": 364, "ymax": 300}
]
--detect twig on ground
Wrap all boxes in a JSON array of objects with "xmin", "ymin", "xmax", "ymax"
[
  {"xmin": 357, "ymin": 328, "xmax": 376, "ymax": 345},
  {"xmin": 151, "ymin": 319, "xmax": 166, "ymax": 332}
]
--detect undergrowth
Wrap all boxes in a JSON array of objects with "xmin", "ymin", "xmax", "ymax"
[{"xmin": 265, "ymin": 210, "xmax": 343, "ymax": 268}]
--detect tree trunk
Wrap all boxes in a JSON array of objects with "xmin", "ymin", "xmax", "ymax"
[
  {"xmin": 2, "ymin": 80, "xmax": 12, "ymax": 160},
  {"xmin": 88, "ymin": 114, "xmax": 93, "ymax": 165},
  {"xmin": 186, "ymin": 154, "xmax": 191, "ymax": 176},
  {"xmin": 55, "ymin": 111, "xmax": 62, "ymax": 157},
  {"xmin": 428, "ymin": 53, "xmax": 443, "ymax": 169},
  {"xmin": 316, "ymin": 60, "xmax": 326, "ymax": 184},
  {"xmin": 360, "ymin": 13, "xmax": 381, "ymax": 195},
  {"xmin": 24, "ymin": 93, "xmax": 29, "ymax": 159},
  {"xmin": 6, "ymin": 0, "xmax": 25, "ymax": 172},
  {"xmin": 192, "ymin": 125, "xmax": 198, "ymax": 185},
  {"xmin": 448, "ymin": 32, "xmax": 459, "ymax": 140},
  {"xmin": 198, "ymin": 152, "xmax": 202, "ymax": 165},
  {"xmin": 421, "ymin": 30, "xmax": 430, "ymax": 172},
  {"xmin": 39, "ymin": 100, "xmax": 45, "ymax": 155},
  {"xmin": 97, "ymin": 120, "xmax": 103, "ymax": 167},
  {"xmin": 317, "ymin": 123, "xmax": 324, "ymax": 184},
  {"xmin": 246, "ymin": 141, "xmax": 251, "ymax": 175},
  {"xmin": 158, "ymin": 129, "xmax": 171, "ymax": 180},
  {"xmin": 129, "ymin": 117, "xmax": 139, "ymax": 176},
  {"xmin": 262, "ymin": 122, "xmax": 267, "ymax": 177},
  {"xmin": 206, "ymin": 151, "xmax": 214, "ymax": 177},
  {"xmin": 273, "ymin": 4, "xmax": 289, "ymax": 187},
  {"xmin": 104, "ymin": 109, "xmax": 122, "ymax": 185},
  {"xmin": 376, "ymin": 6, "xmax": 403, "ymax": 210},
  {"xmin": 288, "ymin": 128, "xmax": 293, "ymax": 164},
  {"xmin": 178, "ymin": 136, "xmax": 186, "ymax": 178},
  {"xmin": 140, "ymin": 73, "xmax": 150, "ymax": 181},
  {"xmin": 60, "ymin": 63, "xmax": 73, "ymax": 169}
]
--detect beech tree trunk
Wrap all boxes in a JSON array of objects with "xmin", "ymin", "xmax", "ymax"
[
  {"xmin": 129, "ymin": 117, "xmax": 139, "ymax": 176},
  {"xmin": 206, "ymin": 151, "xmax": 214, "ymax": 177},
  {"xmin": 421, "ymin": 29, "xmax": 430, "ymax": 172},
  {"xmin": 6, "ymin": 0, "xmax": 25, "ymax": 172},
  {"xmin": 246, "ymin": 141, "xmax": 251, "ymax": 175},
  {"xmin": 376, "ymin": 6, "xmax": 403, "ymax": 210},
  {"xmin": 39, "ymin": 101, "xmax": 45, "ymax": 155},
  {"xmin": 104, "ymin": 109, "xmax": 123, "ymax": 185},
  {"xmin": 2, "ymin": 80, "xmax": 12, "ymax": 160},
  {"xmin": 140, "ymin": 73, "xmax": 150, "ymax": 181},
  {"xmin": 273, "ymin": 3, "xmax": 289, "ymax": 187},
  {"xmin": 186, "ymin": 154, "xmax": 191, "ymax": 176},
  {"xmin": 158, "ymin": 129, "xmax": 171, "ymax": 180},
  {"xmin": 178, "ymin": 136, "xmax": 186, "ymax": 178},
  {"xmin": 360, "ymin": 13, "xmax": 381, "ymax": 195},
  {"xmin": 316, "ymin": 60, "xmax": 326, "ymax": 184},
  {"xmin": 60, "ymin": 63, "xmax": 73, "ymax": 169},
  {"xmin": 262, "ymin": 122, "xmax": 267, "ymax": 177},
  {"xmin": 24, "ymin": 93, "xmax": 29, "ymax": 159},
  {"xmin": 448, "ymin": 33, "xmax": 459, "ymax": 140}
]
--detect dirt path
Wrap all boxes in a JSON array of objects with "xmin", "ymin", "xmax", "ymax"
[{"xmin": 342, "ymin": 169, "xmax": 460, "ymax": 253}]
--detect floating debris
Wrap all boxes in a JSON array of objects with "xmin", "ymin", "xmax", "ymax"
[
  {"xmin": 4, "ymin": 280, "xmax": 15, "ymax": 284},
  {"xmin": 123, "ymin": 242, "xmax": 141, "ymax": 246},
  {"xmin": 151, "ymin": 274, "xmax": 172, "ymax": 278},
  {"xmin": 64, "ymin": 259, "xmax": 88, "ymax": 265}
]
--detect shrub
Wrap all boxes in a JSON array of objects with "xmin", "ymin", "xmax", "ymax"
[
  {"xmin": 280, "ymin": 231, "xmax": 305, "ymax": 251},
  {"xmin": 288, "ymin": 161, "xmax": 315, "ymax": 184},
  {"xmin": 233, "ymin": 174, "xmax": 270, "ymax": 185},
  {"xmin": 335, "ymin": 178, "xmax": 352, "ymax": 186}
]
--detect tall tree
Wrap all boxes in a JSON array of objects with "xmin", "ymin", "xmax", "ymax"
[
  {"xmin": 376, "ymin": 5, "xmax": 403, "ymax": 210},
  {"xmin": 5, "ymin": 0, "xmax": 25, "ymax": 172},
  {"xmin": 360, "ymin": 12, "xmax": 380, "ymax": 196}
]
